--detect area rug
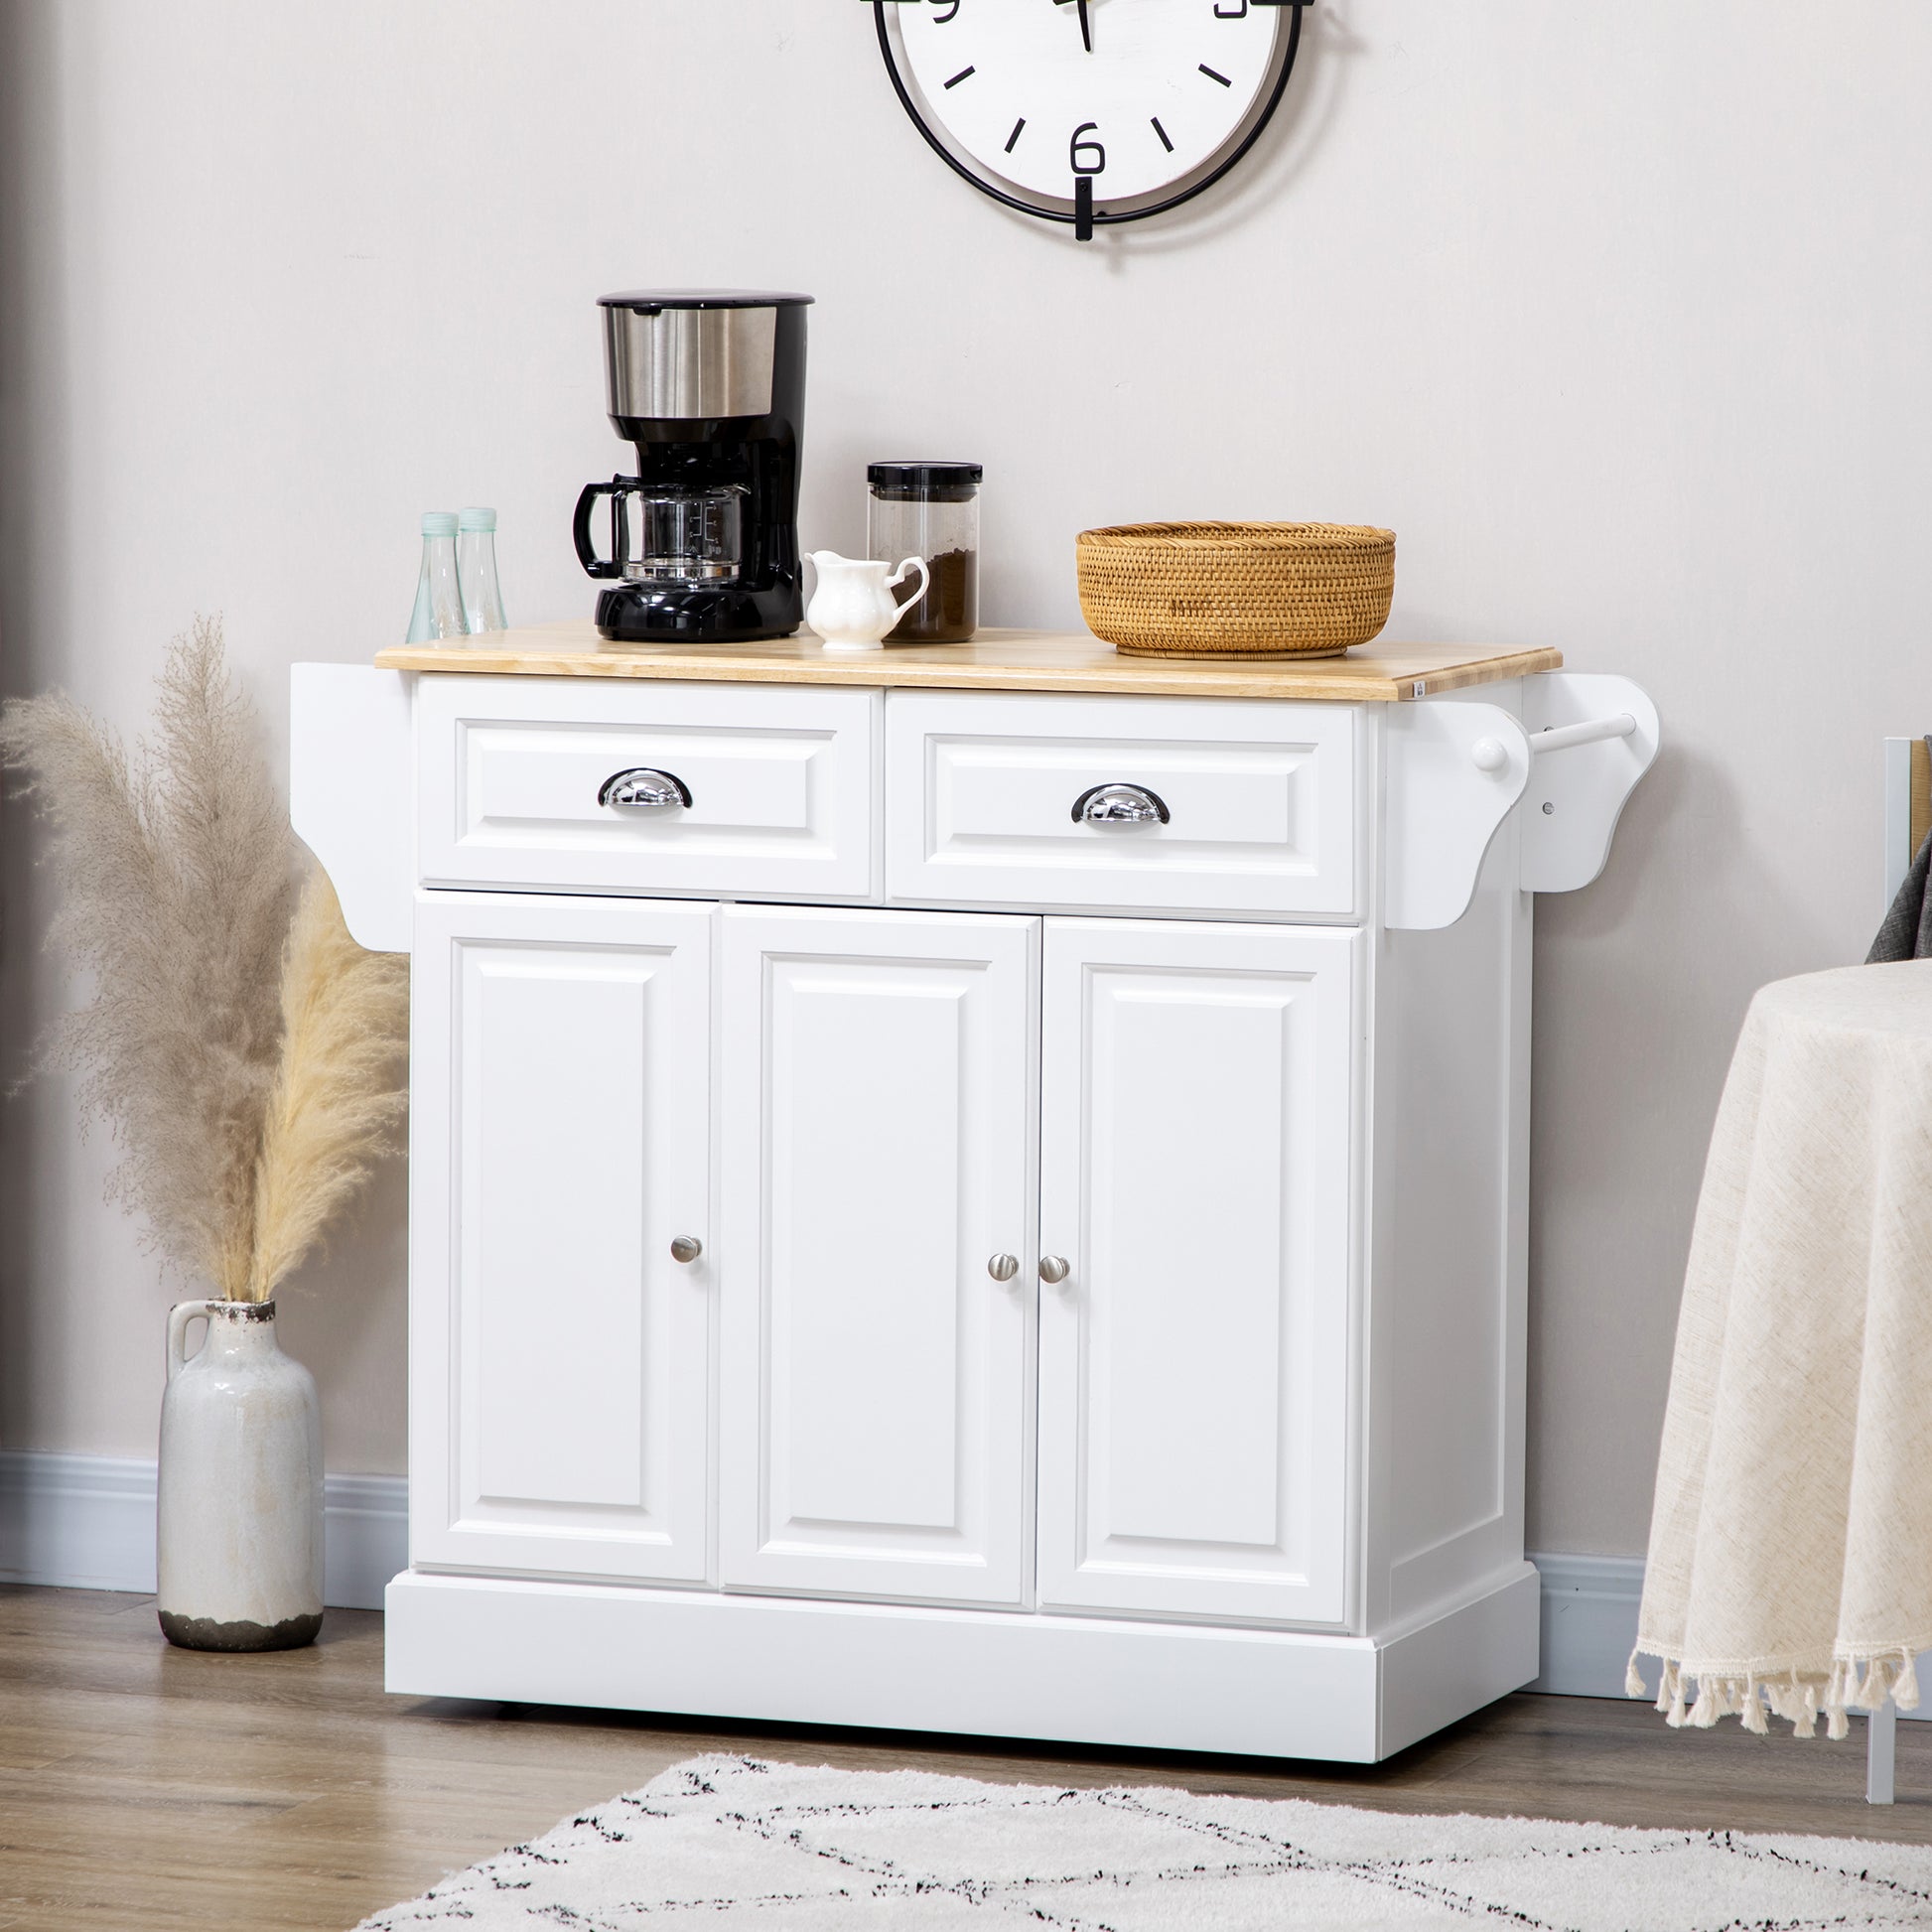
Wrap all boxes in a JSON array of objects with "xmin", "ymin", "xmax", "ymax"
[{"xmin": 354, "ymin": 1752, "xmax": 1932, "ymax": 1930}]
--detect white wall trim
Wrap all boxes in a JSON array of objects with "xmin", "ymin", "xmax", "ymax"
[
  {"xmin": 1528, "ymin": 1550, "xmax": 1645, "ymax": 1698},
  {"xmin": 0, "ymin": 1449, "xmax": 406, "ymax": 1611},
  {"xmin": 0, "ymin": 1479, "xmax": 1903, "ymax": 1721},
  {"xmin": 0, "ymin": 1462, "xmax": 1647, "ymax": 1683},
  {"xmin": 0, "ymin": 1467, "xmax": 1656, "ymax": 1679},
  {"xmin": 0, "ymin": 1451, "xmax": 160, "ymax": 1596},
  {"xmin": 1529, "ymin": 1549, "xmax": 1930, "ymax": 1720}
]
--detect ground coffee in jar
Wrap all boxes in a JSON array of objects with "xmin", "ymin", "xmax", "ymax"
[{"xmin": 867, "ymin": 462, "xmax": 981, "ymax": 644}]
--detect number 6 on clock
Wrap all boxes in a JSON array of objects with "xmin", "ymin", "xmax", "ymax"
[{"xmin": 874, "ymin": 0, "xmax": 1310, "ymax": 239}]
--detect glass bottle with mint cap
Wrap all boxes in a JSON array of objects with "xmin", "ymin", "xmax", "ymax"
[
  {"xmin": 457, "ymin": 506, "xmax": 509, "ymax": 633},
  {"xmin": 405, "ymin": 511, "xmax": 466, "ymax": 642},
  {"xmin": 867, "ymin": 462, "xmax": 980, "ymax": 643}
]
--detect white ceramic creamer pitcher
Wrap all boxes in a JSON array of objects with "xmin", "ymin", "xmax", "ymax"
[{"xmin": 805, "ymin": 551, "xmax": 929, "ymax": 651}]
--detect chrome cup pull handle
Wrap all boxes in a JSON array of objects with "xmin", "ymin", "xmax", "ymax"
[
  {"xmin": 600, "ymin": 767, "xmax": 693, "ymax": 811},
  {"xmin": 1071, "ymin": 782, "xmax": 1170, "ymax": 826}
]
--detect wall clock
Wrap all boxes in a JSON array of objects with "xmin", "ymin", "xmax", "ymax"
[{"xmin": 873, "ymin": 0, "xmax": 1309, "ymax": 240}]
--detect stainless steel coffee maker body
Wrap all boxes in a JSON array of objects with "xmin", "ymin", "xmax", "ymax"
[{"xmin": 575, "ymin": 290, "xmax": 812, "ymax": 642}]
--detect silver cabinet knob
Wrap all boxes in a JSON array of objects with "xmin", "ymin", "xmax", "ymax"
[
  {"xmin": 1038, "ymin": 1254, "xmax": 1070, "ymax": 1285},
  {"xmin": 670, "ymin": 1235, "xmax": 703, "ymax": 1264},
  {"xmin": 1071, "ymin": 782, "xmax": 1170, "ymax": 826},
  {"xmin": 601, "ymin": 767, "xmax": 693, "ymax": 811},
  {"xmin": 987, "ymin": 1253, "xmax": 1019, "ymax": 1282}
]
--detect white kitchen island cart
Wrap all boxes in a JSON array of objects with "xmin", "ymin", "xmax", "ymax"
[{"xmin": 292, "ymin": 624, "xmax": 1654, "ymax": 1763}]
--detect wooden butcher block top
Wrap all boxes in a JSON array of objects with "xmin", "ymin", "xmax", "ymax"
[{"xmin": 376, "ymin": 622, "xmax": 1561, "ymax": 702}]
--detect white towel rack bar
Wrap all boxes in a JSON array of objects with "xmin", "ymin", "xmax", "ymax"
[
  {"xmin": 1470, "ymin": 712, "xmax": 1636, "ymax": 773},
  {"xmin": 1530, "ymin": 713, "xmax": 1638, "ymax": 755}
]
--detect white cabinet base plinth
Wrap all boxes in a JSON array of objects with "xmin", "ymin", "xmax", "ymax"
[{"xmin": 383, "ymin": 1564, "xmax": 1539, "ymax": 1764}]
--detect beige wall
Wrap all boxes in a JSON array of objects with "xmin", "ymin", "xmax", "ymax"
[{"xmin": 2, "ymin": 1, "xmax": 1925, "ymax": 1553}]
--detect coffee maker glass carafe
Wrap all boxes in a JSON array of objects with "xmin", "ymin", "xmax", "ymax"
[
  {"xmin": 574, "ymin": 481, "xmax": 746, "ymax": 587},
  {"xmin": 576, "ymin": 291, "xmax": 812, "ymax": 643}
]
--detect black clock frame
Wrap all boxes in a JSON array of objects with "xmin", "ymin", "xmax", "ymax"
[{"xmin": 872, "ymin": 0, "xmax": 1309, "ymax": 239}]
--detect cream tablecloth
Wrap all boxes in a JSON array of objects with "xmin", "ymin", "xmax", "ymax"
[{"xmin": 1631, "ymin": 961, "xmax": 1932, "ymax": 1737}]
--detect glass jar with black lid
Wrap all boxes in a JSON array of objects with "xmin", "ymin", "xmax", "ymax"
[{"xmin": 867, "ymin": 462, "xmax": 981, "ymax": 643}]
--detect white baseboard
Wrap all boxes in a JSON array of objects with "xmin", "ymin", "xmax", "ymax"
[
  {"xmin": 1527, "ymin": 1551, "xmax": 1644, "ymax": 1697},
  {"xmin": 1527, "ymin": 1549, "xmax": 1928, "ymax": 1720},
  {"xmin": 0, "ymin": 1449, "xmax": 406, "ymax": 1610},
  {"xmin": 318, "ymin": 1469, "xmax": 412, "ymax": 1610},
  {"xmin": 0, "ymin": 1466, "xmax": 1906, "ymax": 1721}
]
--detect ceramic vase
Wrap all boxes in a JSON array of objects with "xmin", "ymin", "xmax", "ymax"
[{"xmin": 157, "ymin": 1299, "xmax": 324, "ymax": 1651}]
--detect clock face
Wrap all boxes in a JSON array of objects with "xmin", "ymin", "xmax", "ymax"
[{"xmin": 883, "ymin": 0, "xmax": 1293, "ymax": 218}]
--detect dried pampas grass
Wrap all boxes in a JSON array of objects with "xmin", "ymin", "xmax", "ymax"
[
  {"xmin": 1, "ymin": 617, "xmax": 408, "ymax": 1301},
  {"xmin": 247, "ymin": 871, "xmax": 408, "ymax": 1303}
]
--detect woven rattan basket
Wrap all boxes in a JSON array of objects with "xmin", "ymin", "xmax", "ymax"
[{"xmin": 1076, "ymin": 522, "xmax": 1396, "ymax": 657}]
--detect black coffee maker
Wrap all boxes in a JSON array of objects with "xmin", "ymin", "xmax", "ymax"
[{"xmin": 574, "ymin": 290, "xmax": 812, "ymax": 642}]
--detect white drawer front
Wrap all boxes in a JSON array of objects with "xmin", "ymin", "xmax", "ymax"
[
  {"xmin": 417, "ymin": 676, "xmax": 879, "ymax": 899},
  {"xmin": 886, "ymin": 692, "xmax": 1359, "ymax": 918}
]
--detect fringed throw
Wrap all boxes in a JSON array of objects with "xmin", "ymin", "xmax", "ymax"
[
  {"xmin": 1627, "ymin": 964, "xmax": 1932, "ymax": 1740},
  {"xmin": 1627, "ymin": 1646, "xmax": 1922, "ymax": 1740}
]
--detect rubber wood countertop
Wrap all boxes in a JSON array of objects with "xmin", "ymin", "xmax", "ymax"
[{"xmin": 375, "ymin": 623, "xmax": 1561, "ymax": 701}]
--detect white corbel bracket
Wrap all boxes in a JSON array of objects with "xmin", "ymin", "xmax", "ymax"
[
  {"xmin": 290, "ymin": 663, "xmax": 414, "ymax": 953},
  {"xmin": 1519, "ymin": 671, "xmax": 1659, "ymax": 895},
  {"xmin": 1383, "ymin": 672, "xmax": 1660, "ymax": 929},
  {"xmin": 1384, "ymin": 700, "xmax": 1530, "ymax": 930}
]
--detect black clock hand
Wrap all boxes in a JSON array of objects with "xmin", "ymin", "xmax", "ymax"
[{"xmin": 1050, "ymin": 0, "xmax": 1093, "ymax": 52}]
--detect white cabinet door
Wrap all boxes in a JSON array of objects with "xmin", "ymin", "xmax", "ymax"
[
  {"xmin": 1037, "ymin": 918, "xmax": 1359, "ymax": 1626},
  {"xmin": 719, "ymin": 906, "xmax": 1037, "ymax": 1605},
  {"xmin": 410, "ymin": 892, "xmax": 713, "ymax": 1583}
]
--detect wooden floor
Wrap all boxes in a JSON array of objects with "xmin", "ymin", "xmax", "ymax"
[{"xmin": 2, "ymin": 1587, "xmax": 1929, "ymax": 1930}]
